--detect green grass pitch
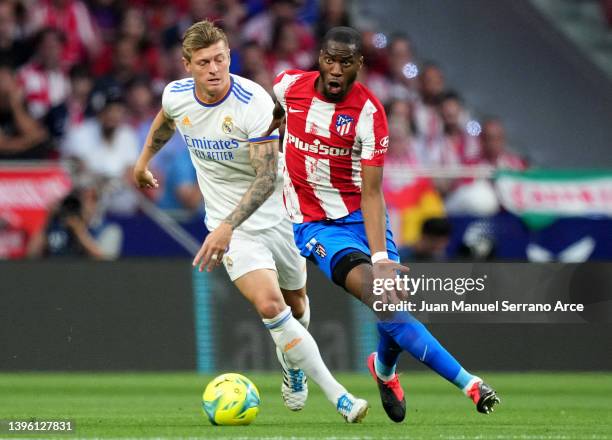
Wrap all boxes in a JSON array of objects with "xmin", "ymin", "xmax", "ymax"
[{"xmin": 1, "ymin": 372, "xmax": 610, "ymax": 439}]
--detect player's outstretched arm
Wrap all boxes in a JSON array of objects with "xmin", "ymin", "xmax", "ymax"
[
  {"xmin": 133, "ymin": 109, "xmax": 176, "ymax": 189},
  {"xmin": 361, "ymin": 165, "xmax": 391, "ymax": 258},
  {"xmin": 361, "ymin": 165, "xmax": 409, "ymax": 302},
  {"xmin": 192, "ymin": 139, "xmax": 279, "ymax": 272}
]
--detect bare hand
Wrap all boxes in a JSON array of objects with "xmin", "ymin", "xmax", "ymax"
[
  {"xmin": 134, "ymin": 167, "xmax": 159, "ymax": 189},
  {"xmin": 372, "ymin": 260, "xmax": 411, "ymax": 306},
  {"xmin": 192, "ymin": 222, "xmax": 233, "ymax": 272}
]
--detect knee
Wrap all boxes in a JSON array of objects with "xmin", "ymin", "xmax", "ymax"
[{"xmin": 256, "ymin": 298, "xmax": 287, "ymax": 320}]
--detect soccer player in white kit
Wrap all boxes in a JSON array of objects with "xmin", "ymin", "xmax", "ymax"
[{"xmin": 133, "ymin": 20, "xmax": 368, "ymax": 422}]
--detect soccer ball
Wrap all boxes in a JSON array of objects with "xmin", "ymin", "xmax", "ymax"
[{"xmin": 202, "ymin": 373, "xmax": 261, "ymax": 426}]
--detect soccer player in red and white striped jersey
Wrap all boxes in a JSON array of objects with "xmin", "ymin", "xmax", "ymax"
[
  {"xmin": 273, "ymin": 65, "xmax": 389, "ymax": 223},
  {"xmin": 267, "ymin": 27, "xmax": 500, "ymax": 422}
]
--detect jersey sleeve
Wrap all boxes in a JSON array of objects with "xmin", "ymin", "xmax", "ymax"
[
  {"xmin": 161, "ymin": 81, "xmax": 183, "ymax": 120},
  {"xmin": 356, "ymin": 97, "xmax": 389, "ymax": 167},
  {"xmin": 244, "ymin": 86, "xmax": 280, "ymax": 144},
  {"xmin": 272, "ymin": 69, "xmax": 303, "ymax": 111}
]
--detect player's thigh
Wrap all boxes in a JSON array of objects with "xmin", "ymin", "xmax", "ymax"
[
  {"xmin": 223, "ymin": 231, "xmax": 286, "ymax": 319},
  {"xmin": 344, "ymin": 262, "xmax": 374, "ymax": 303},
  {"xmin": 267, "ymin": 219, "xmax": 307, "ymax": 292},
  {"xmin": 233, "ymin": 268, "xmax": 287, "ymax": 319}
]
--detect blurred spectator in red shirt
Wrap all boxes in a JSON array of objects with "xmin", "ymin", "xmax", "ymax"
[
  {"xmin": 27, "ymin": 0, "xmax": 102, "ymax": 67},
  {"xmin": 266, "ymin": 20, "xmax": 314, "ymax": 74},
  {"xmin": 0, "ymin": 63, "xmax": 50, "ymax": 159},
  {"xmin": 444, "ymin": 118, "xmax": 526, "ymax": 216},
  {"xmin": 385, "ymin": 98, "xmax": 421, "ymax": 164},
  {"xmin": 0, "ymin": 0, "xmax": 30, "ymax": 68},
  {"xmin": 17, "ymin": 28, "xmax": 70, "ymax": 140},
  {"xmin": 357, "ymin": 64, "xmax": 392, "ymax": 106},
  {"xmin": 439, "ymin": 91, "xmax": 479, "ymax": 165},
  {"xmin": 475, "ymin": 118, "xmax": 527, "ymax": 169},
  {"xmin": 412, "ymin": 62, "xmax": 449, "ymax": 167},
  {"xmin": 360, "ymin": 29, "xmax": 389, "ymax": 76},
  {"xmin": 386, "ymin": 33, "xmax": 418, "ymax": 102}
]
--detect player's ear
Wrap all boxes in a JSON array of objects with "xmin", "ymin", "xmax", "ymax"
[
  {"xmin": 358, "ymin": 55, "xmax": 364, "ymax": 69},
  {"xmin": 182, "ymin": 57, "xmax": 191, "ymax": 73}
]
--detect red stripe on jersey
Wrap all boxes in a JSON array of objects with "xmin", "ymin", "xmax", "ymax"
[{"xmin": 275, "ymin": 70, "xmax": 389, "ymax": 222}]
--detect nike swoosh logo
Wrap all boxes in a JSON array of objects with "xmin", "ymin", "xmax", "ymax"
[{"xmin": 288, "ymin": 107, "xmax": 304, "ymax": 113}]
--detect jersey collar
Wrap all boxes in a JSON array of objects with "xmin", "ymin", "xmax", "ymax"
[{"xmin": 192, "ymin": 76, "xmax": 234, "ymax": 108}]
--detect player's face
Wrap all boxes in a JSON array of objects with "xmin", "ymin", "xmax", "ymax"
[
  {"xmin": 318, "ymin": 41, "xmax": 363, "ymax": 101},
  {"xmin": 184, "ymin": 40, "xmax": 231, "ymax": 98}
]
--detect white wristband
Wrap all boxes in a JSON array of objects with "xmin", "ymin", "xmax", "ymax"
[{"xmin": 371, "ymin": 251, "xmax": 389, "ymax": 264}]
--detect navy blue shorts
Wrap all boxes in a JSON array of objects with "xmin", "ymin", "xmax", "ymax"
[{"xmin": 292, "ymin": 209, "xmax": 400, "ymax": 280}]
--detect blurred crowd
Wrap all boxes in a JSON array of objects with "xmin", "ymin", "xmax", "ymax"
[{"xmin": 0, "ymin": 0, "xmax": 530, "ymax": 258}]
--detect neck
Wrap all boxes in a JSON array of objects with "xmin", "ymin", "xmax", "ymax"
[{"xmin": 195, "ymin": 78, "xmax": 230, "ymax": 104}]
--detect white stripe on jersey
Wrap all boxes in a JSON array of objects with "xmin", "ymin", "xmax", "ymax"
[
  {"xmin": 304, "ymin": 156, "xmax": 349, "ymax": 219},
  {"xmin": 305, "ymin": 97, "xmax": 335, "ymax": 139},
  {"xmin": 282, "ymin": 161, "xmax": 304, "ymax": 223},
  {"xmin": 273, "ymin": 72, "xmax": 302, "ymax": 109},
  {"xmin": 355, "ymin": 99, "xmax": 377, "ymax": 160},
  {"xmin": 350, "ymin": 139, "xmax": 362, "ymax": 189}
]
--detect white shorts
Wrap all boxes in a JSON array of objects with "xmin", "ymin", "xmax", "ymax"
[{"xmin": 222, "ymin": 218, "xmax": 307, "ymax": 290}]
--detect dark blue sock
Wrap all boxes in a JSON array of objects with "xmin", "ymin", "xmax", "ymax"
[{"xmin": 378, "ymin": 313, "xmax": 474, "ymax": 388}]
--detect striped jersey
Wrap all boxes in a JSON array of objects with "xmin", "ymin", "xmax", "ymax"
[
  {"xmin": 162, "ymin": 74, "xmax": 282, "ymax": 231},
  {"xmin": 273, "ymin": 70, "xmax": 389, "ymax": 223}
]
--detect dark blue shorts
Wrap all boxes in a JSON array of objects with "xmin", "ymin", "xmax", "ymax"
[{"xmin": 292, "ymin": 209, "xmax": 400, "ymax": 280}]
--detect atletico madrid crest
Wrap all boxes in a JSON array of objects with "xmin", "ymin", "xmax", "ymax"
[
  {"xmin": 335, "ymin": 114, "xmax": 353, "ymax": 136},
  {"xmin": 314, "ymin": 243, "xmax": 327, "ymax": 258}
]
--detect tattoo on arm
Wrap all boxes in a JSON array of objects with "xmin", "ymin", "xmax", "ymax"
[
  {"xmin": 224, "ymin": 141, "xmax": 278, "ymax": 229},
  {"xmin": 148, "ymin": 118, "xmax": 175, "ymax": 153}
]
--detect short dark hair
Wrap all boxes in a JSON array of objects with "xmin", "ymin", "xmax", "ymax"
[
  {"xmin": 322, "ymin": 26, "xmax": 362, "ymax": 54},
  {"xmin": 33, "ymin": 27, "xmax": 66, "ymax": 49},
  {"xmin": 440, "ymin": 90, "xmax": 463, "ymax": 104},
  {"xmin": 422, "ymin": 218, "xmax": 452, "ymax": 238}
]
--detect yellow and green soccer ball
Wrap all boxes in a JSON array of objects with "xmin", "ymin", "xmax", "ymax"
[{"xmin": 202, "ymin": 373, "xmax": 261, "ymax": 425}]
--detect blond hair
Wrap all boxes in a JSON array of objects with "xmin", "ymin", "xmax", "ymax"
[{"xmin": 182, "ymin": 20, "xmax": 228, "ymax": 62}]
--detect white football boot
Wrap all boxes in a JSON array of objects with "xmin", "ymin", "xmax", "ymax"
[
  {"xmin": 336, "ymin": 393, "xmax": 369, "ymax": 423},
  {"xmin": 276, "ymin": 346, "xmax": 308, "ymax": 411}
]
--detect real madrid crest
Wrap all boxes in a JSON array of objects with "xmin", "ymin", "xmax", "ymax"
[{"xmin": 222, "ymin": 116, "xmax": 233, "ymax": 134}]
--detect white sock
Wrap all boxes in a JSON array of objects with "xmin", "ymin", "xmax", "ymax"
[
  {"xmin": 297, "ymin": 296, "xmax": 310, "ymax": 329},
  {"xmin": 263, "ymin": 307, "xmax": 346, "ymax": 405}
]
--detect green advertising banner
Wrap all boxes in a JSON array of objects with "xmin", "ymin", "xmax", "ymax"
[{"xmin": 495, "ymin": 169, "xmax": 612, "ymax": 228}]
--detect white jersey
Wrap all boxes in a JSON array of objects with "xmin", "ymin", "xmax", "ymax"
[{"xmin": 162, "ymin": 74, "xmax": 283, "ymax": 231}]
